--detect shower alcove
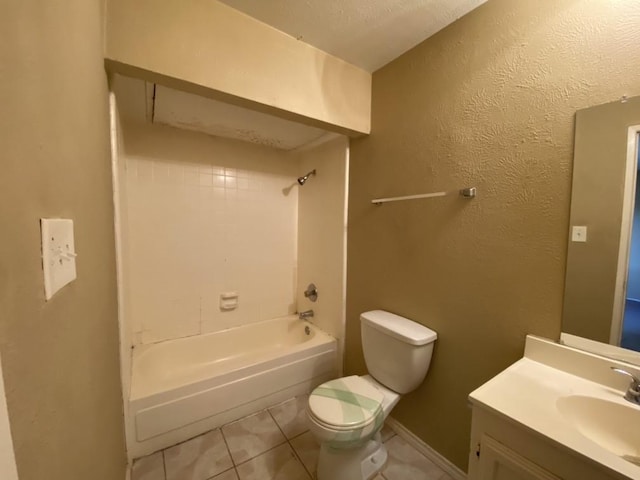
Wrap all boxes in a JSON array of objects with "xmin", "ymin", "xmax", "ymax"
[{"xmin": 109, "ymin": 74, "xmax": 349, "ymax": 459}]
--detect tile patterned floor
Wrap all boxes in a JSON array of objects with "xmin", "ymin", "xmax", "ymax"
[{"xmin": 131, "ymin": 395, "xmax": 452, "ymax": 480}]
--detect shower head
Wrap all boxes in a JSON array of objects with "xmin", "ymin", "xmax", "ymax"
[{"xmin": 297, "ymin": 169, "xmax": 316, "ymax": 185}]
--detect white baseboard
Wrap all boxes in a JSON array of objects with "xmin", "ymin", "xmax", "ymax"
[{"xmin": 386, "ymin": 417, "xmax": 466, "ymax": 480}]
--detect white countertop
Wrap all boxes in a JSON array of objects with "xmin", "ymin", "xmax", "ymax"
[{"xmin": 469, "ymin": 336, "xmax": 640, "ymax": 480}]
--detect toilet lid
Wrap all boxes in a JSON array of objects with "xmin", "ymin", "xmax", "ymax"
[{"xmin": 309, "ymin": 376, "xmax": 384, "ymax": 430}]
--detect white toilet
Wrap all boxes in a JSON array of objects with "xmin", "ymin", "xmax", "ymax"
[{"xmin": 307, "ymin": 310, "xmax": 437, "ymax": 480}]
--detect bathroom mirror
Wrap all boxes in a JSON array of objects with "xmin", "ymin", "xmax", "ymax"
[{"xmin": 562, "ymin": 95, "xmax": 640, "ymax": 364}]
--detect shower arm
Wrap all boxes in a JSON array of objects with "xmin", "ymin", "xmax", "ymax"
[{"xmin": 298, "ymin": 169, "xmax": 316, "ymax": 185}]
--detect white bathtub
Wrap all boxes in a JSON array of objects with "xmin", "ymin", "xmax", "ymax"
[{"xmin": 128, "ymin": 315, "xmax": 338, "ymax": 458}]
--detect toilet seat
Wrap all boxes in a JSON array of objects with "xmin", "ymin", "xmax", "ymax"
[{"xmin": 308, "ymin": 376, "xmax": 384, "ymax": 430}]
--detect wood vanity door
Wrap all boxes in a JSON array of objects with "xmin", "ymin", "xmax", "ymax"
[{"xmin": 478, "ymin": 434, "xmax": 561, "ymax": 480}]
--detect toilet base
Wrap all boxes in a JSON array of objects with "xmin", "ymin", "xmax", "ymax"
[{"xmin": 316, "ymin": 433, "xmax": 387, "ymax": 480}]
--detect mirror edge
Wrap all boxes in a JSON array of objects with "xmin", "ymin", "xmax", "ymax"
[{"xmin": 560, "ymin": 332, "xmax": 640, "ymax": 366}]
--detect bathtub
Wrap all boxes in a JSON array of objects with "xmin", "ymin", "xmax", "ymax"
[{"xmin": 128, "ymin": 315, "xmax": 338, "ymax": 458}]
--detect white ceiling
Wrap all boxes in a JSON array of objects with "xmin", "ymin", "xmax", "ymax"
[
  {"xmin": 219, "ymin": 0, "xmax": 487, "ymax": 72},
  {"xmin": 114, "ymin": 1, "xmax": 488, "ymax": 150}
]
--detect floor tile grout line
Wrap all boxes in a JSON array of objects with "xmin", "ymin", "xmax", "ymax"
[
  {"xmin": 286, "ymin": 435, "xmax": 313, "ymax": 480},
  {"xmin": 132, "ymin": 399, "xmax": 301, "ymax": 476},
  {"xmin": 383, "ymin": 433, "xmax": 450, "ymax": 479},
  {"xmin": 141, "ymin": 399, "xmax": 411, "ymax": 480},
  {"xmin": 204, "ymin": 465, "xmax": 237, "ymax": 480},
  {"xmin": 267, "ymin": 397, "xmax": 313, "ymax": 444},
  {"xmin": 267, "ymin": 407, "xmax": 314, "ymax": 479},
  {"xmin": 288, "ymin": 429, "xmax": 311, "ymax": 442},
  {"xmin": 161, "ymin": 450, "xmax": 168, "ymax": 480},
  {"xmin": 219, "ymin": 425, "xmax": 237, "ymax": 467},
  {"xmin": 164, "ymin": 427, "xmax": 220, "ymax": 452},
  {"xmin": 162, "ymin": 430, "xmax": 236, "ymax": 480},
  {"xmin": 152, "ymin": 410, "xmax": 396, "ymax": 480},
  {"xmin": 383, "ymin": 431, "xmax": 397, "ymax": 443},
  {"xmin": 135, "ymin": 409, "xmax": 429, "ymax": 480},
  {"xmin": 224, "ymin": 408, "xmax": 289, "ymax": 466},
  {"xmin": 232, "ymin": 439, "xmax": 290, "ymax": 468},
  {"xmin": 267, "ymin": 396, "xmax": 311, "ymax": 440},
  {"xmin": 266, "ymin": 407, "xmax": 289, "ymax": 441}
]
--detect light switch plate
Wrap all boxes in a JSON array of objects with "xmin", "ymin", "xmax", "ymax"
[
  {"xmin": 571, "ymin": 225, "xmax": 588, "ymax": 243},
  {"xmin": 41, "ymin": 219, "xmax": 77, "ymax": 300}
]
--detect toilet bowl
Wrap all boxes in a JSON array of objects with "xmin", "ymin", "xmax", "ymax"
[{"xmin": 307, "ymin": 310, "xmax": 437, "ymax": 480}]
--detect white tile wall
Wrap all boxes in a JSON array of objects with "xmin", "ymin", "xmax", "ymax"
[{"xmin": 122, "ymin": 123, "xmax": 298, "ymax": 344}]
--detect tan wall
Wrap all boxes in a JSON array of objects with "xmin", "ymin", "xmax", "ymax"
[
  {"xmin": 105, "ymin": 0, "xmax": 371, "ymax": 136},
  {"xmin": 346, "ymin": 0, "xmax": 640, "ymax": 470},
  {"xmin": 0, "ymin": 1, "xmax": 127, "ymax": 479},
  {"xmin": 563, "ymin": 98, "xmax": 640, "ymax": 343}
]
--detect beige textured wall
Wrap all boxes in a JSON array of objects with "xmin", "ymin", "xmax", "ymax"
[
  {"xmin": 346, "ymin": 0, "xmax": 640, "ymax": 470},
  {"xmin": 0, "ymin": 1, "xmax": 127, "ymax": 479},
  {"xmin": 105, "ymin": 0, "xmax": 371, "ymax": 136},
  {"xmin": 564, "ymin": 98, "xmax": 640, "ymax": 343}
]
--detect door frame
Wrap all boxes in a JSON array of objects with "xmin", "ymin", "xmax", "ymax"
[
  {"xmin": 0, "ymin": 354, "xmax": 18, "ymax": 480},
  {"xmin": 610, "ymin": 125, "xmax": 640, "ymax": 345}
]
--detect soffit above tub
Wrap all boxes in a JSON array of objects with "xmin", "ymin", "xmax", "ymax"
[
  {"xmin": 152, "ymin": 85, "xmax": 329, "ymax": 150},
  {"xmin": 218, "ymin": 0, "xmax": 487, "ymax": 72},
  {"xmin": 113, "ymin": 75, "xmax": 333, "ymax": 150}
]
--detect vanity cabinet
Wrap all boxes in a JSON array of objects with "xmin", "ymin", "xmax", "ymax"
[
  {"xmin": 474, "ymin": 434, "xmax": 559, "ymax": 480},
  {"xmin": 468, "ymin": 407, "xmax": 624, "ymax": 480},
  {"xmin": 467, "ymin": 336, "xmax": 640, "ymax": 480}
]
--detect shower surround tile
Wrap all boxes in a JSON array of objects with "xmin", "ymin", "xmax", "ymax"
[
  {"xmin": 222, "ymin": 410, "xmax": 287, "ymax": 464},
  {"xmin": 164, "ymin": 429, "xmax": 233, "ymax": 480},
  {"xmin": 235, "ymin": 444, "xmax": 310, "ymax": 480},
  {"xmin": 123, "ymin": 129, "xmax": 298, "ymax": 345},
  {"xmin": 268, "ymin": 395, "xmax": 309, "ymax": 439}
]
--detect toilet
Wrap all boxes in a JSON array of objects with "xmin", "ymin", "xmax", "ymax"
[{"xmin": 307, "ymin": 310, "xmax": 437, "ymax": 480}]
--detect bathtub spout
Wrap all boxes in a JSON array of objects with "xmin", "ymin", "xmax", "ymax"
[{"xmin": 299, "ymin": 310, "xmax": 314, "ymax": 320}]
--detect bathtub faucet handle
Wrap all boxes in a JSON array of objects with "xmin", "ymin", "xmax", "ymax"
[
  {"xmin": 304, "ymin": 283, "xmax": 318, "ymax": 302},
  {"xmin": 299, "ymin": 310, "xmax": 314, "ymax": 320}
]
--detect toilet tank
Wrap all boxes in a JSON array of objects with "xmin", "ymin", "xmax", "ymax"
[{"xmin": 361, "ymin": 310, "xmax": 437, "ymax": 394}]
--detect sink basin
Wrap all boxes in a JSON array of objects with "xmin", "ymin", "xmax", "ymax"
[{"xmin": 557, "ymin": 395, "xmax": 640, "ymax": 465}]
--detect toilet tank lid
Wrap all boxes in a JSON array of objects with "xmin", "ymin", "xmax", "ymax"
[{"xmin": 360, "ymin": 310, "xmax": 437, "ymax": 346}]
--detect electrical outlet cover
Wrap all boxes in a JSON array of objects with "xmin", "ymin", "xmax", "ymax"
[
  {"xmin": 41, "ymin": 219, "xmax": 77, "ymax": 300},
  {"xmin": 571, "ymin": 225, "xmax": 588, "ymax": 243}
]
